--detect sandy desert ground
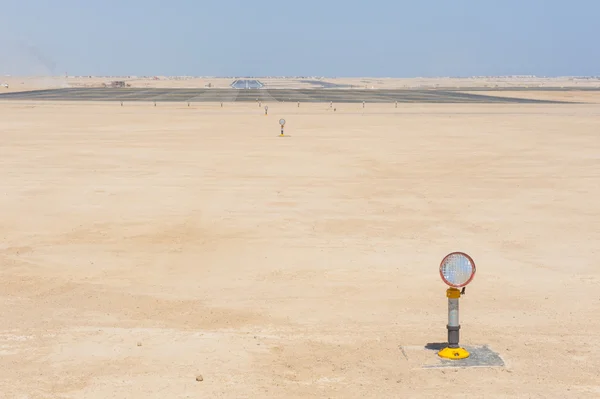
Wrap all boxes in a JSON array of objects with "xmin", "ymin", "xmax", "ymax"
[{"xmin": 1, "ymin": 99, "xmax": 599, "ymax": 398}]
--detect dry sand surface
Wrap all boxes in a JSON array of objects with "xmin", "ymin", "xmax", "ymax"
[
  {"xmin": 0, "ymin": 76, "xmax": 68, "ymax": 93},
  {"xmin": 1, "ymin": 100, "xmax": 599, "ymax": 398}
]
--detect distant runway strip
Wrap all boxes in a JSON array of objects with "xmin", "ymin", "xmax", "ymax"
[
  {"xmin": 230, "ymin": 79, "xmax": 264, "ymax": 89},
  {"xmin": 0, "ymin": 88, "xmax": 571, "ymax": 104}
]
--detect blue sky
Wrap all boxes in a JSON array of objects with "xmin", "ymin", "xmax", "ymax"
[{"xmin": 0, "ymin": 0, "xmax": 598, "ymax": 77}]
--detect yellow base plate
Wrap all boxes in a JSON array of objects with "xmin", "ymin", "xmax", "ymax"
[{"xmin": 438, "ymin": 347, "xmax": 470, "ymax": 360}]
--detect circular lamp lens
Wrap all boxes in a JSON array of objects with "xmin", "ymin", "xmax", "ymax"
[
  {"xmin": 279, "ymin": 119, "xmax": 286, "ymax": 126},
  {"xmin": 439, "ymin": 252, "xmax": 476, "ymax": 288}
]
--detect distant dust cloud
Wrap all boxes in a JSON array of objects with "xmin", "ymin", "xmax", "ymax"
[{"xmin": 0, "ymin": 38, "xmax": 68, "ymax": 87}]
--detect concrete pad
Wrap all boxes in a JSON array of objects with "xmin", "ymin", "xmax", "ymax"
[{"xmin": 400, "ymin": 343, "xmax": 505, "ymax": 369}]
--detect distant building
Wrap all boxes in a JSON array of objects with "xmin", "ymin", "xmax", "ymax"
[{"xmin": 103, "ymin": 81, "xmax": 129, "ymax": 88}]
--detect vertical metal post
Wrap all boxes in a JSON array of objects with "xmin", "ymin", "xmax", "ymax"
[
  {"xmin": 447, "ymin": 295, "xmax": 460, "ymax": 348},
  {"xmin": 438, "ymin": 288, "xmax": 469, "ymax": 359}
]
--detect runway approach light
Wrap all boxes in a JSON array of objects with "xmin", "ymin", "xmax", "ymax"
[
  {"xmin": 279, "ymin": 119, "xmax": 286, "ymax": 136},
  {"xmin": 438, "ymin": 252, "xmax": 476, "ymax": 360}
]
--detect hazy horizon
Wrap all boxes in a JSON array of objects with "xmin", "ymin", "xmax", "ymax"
[
  {"xmin": 0, "ymin": 0, "xmax": 598, "ymax": 77},
  {"xmin": 3, "ymin": 74, "xmax": 600, "ymax": 79}
]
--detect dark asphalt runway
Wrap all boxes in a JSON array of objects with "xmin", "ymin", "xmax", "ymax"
[
  {"xmin": 0, "ymin": 88, "xmax": 574, "ymax": 104},
  {"xmin": 446, "ymin": 87, "xmax": 600, "ymax": 92},
  {"xmin": 299, "ymin": 80, "xmax": 354, "ymax": 89}
]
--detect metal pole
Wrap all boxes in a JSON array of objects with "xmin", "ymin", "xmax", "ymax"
[
  {"xmin": 438, "ymin": 288, "xmax": 469, "ymax": 359},
  {"xmin": 447, "ymin": 294, "xmax": 460, "ymax": 348}
]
